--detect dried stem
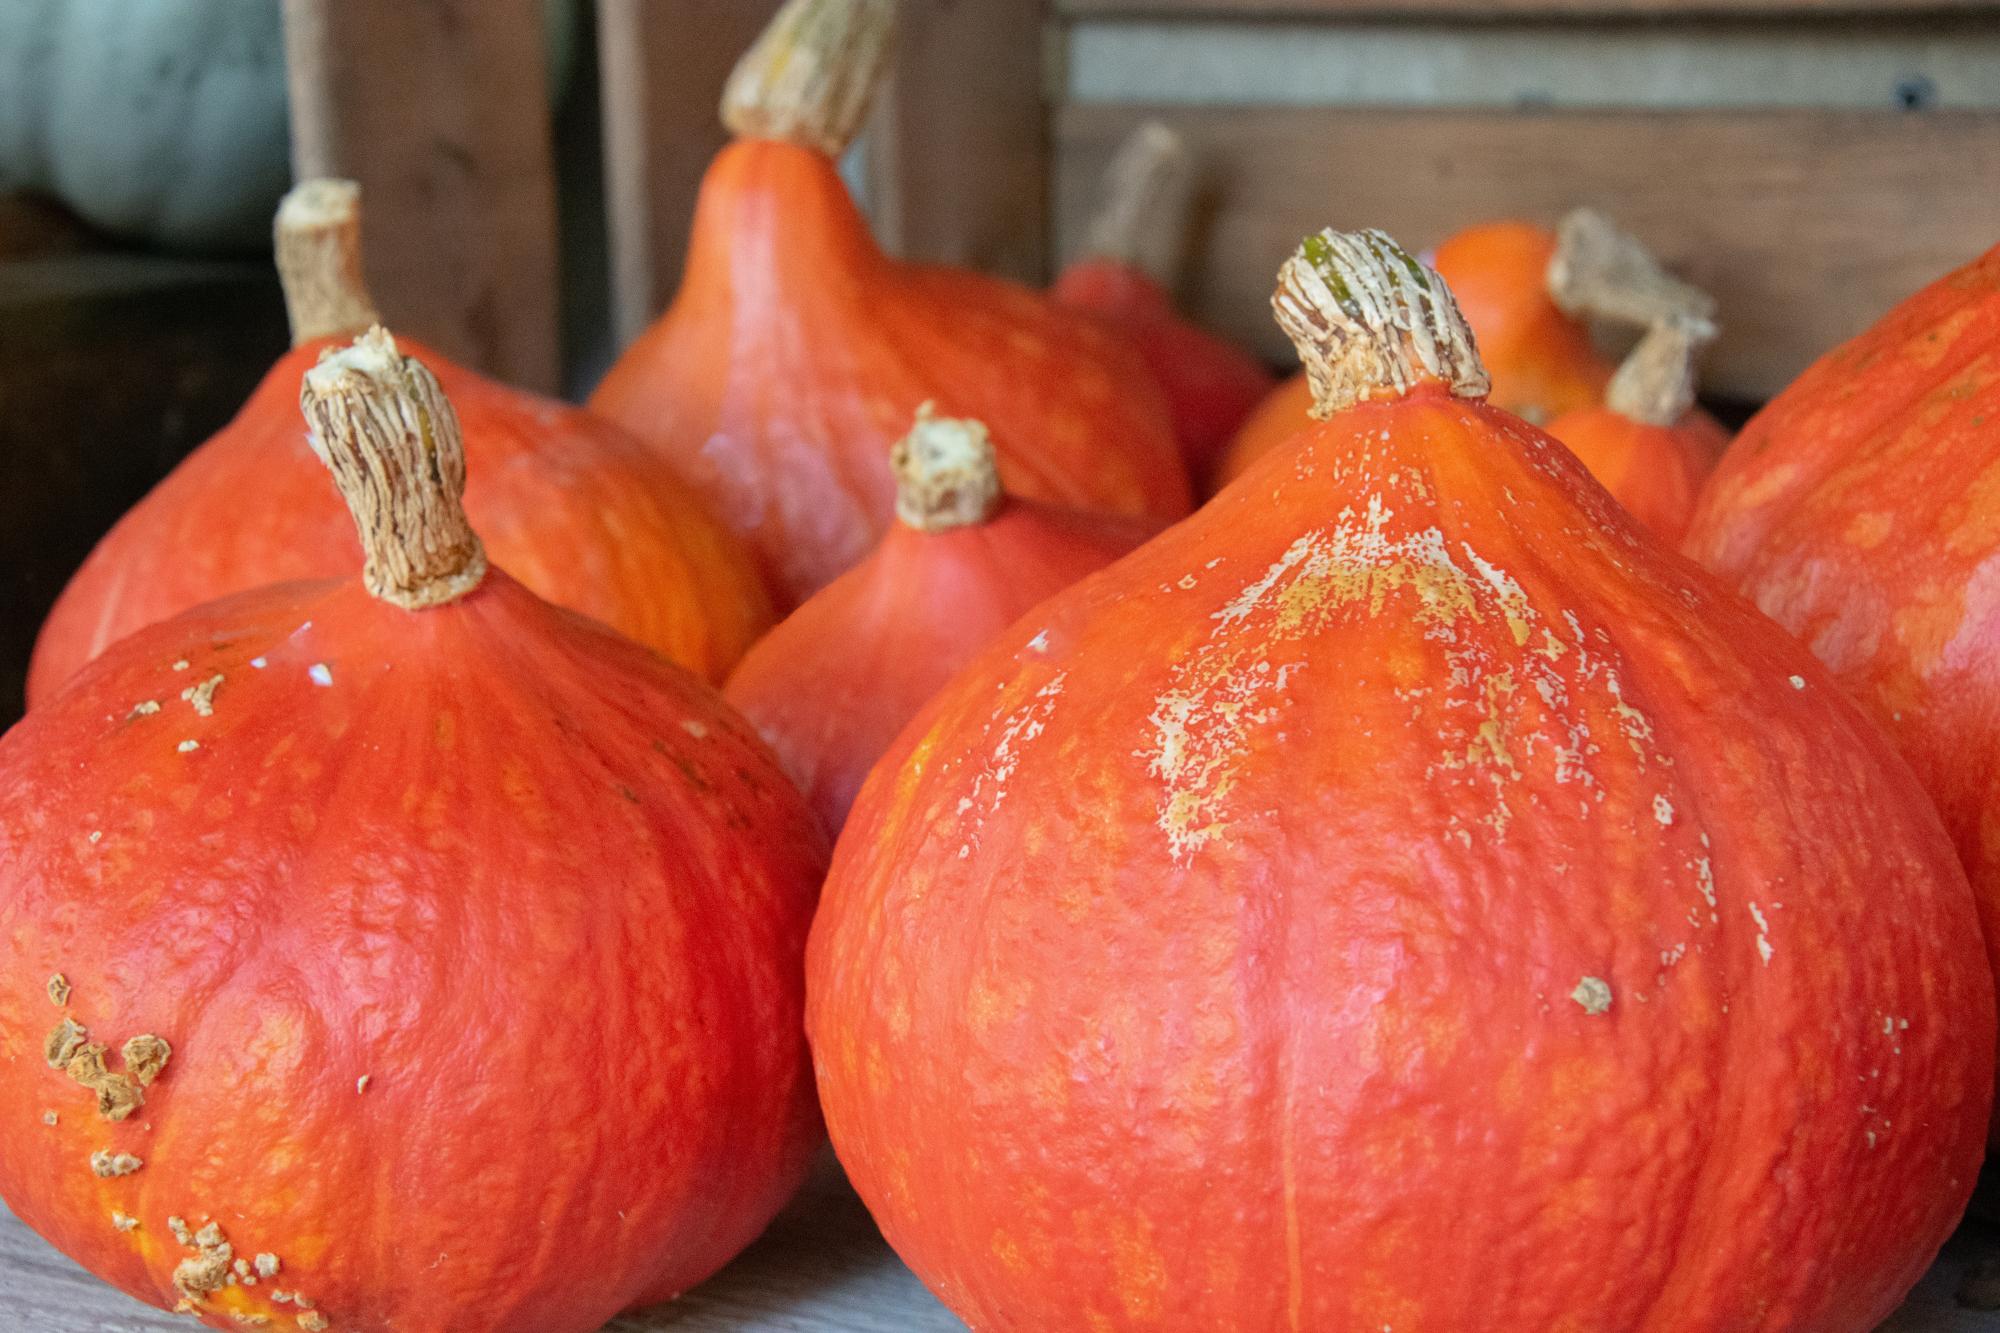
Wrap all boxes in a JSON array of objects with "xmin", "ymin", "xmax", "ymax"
[
  {"xmin": 1272, "ymin": 228, "xmax": 1490, "ymax": 418},
  {"xmin": 721, "ymin": 0, "xmax": 898, "ymax": 156},
  {"xmin": 1546, "ymin": 208, "xmax": 1716, "ymax": 329},
  {"xmin": 891, "ymin": 404, "xmax": 1004, "ymax": 532},
  {"xmin": 1083, "ymin": 120, "xmax": 1195, "ymax": 284},
  {"xmin": 275, "ymin": 180, "xmax": 379, "ymax": 348},
  {"xmin": 1606, "ymin": 313, "xmax": 1718, "ymax": 427},
  {"xmin": 299, "ymin": 328, "xmax": 487, "ymax": 610}
]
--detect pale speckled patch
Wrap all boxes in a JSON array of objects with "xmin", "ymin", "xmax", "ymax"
[{"xmin": 952, "ymin": 672, "xmax": 1068, "ymax": 859}]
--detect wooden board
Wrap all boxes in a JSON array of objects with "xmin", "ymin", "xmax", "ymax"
[
  {"xmin": 865, "ymin": 0, "xmax": 1052, "ymax": 281},
  {"xmin": 1053, "ymin": 104, "xmax": 2000, "ymax": 397},
  {"xmin": 2, "ymin": 1153, "xmax": 1999, "ymax": 1330},
  {"xmin": 282, "ymin": 0, "xmax": 562, "ymax": 392},
  {"xmin": 597, "ymin": 0, "xmax": 784, "ymax": 347}
]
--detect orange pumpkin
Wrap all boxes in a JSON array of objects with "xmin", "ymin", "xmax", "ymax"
[
  {"xmin": 28, "ymin": 180, "xmax": 771, "ymax": 704},
  {"xmin": 0, "ymin": 329, "xmax": 827, "ymax": 1332},
  {"xmin": 1685, "ymin": 241, "xmax": 2000, "ymax": 1009},
  {"xmin": 809, "ymin": 230, "xmax": 1991, "ymax": 1331},
  {"xmin": 725, "ymin": 406, "xmax": 1155, "ymax": 834},
  {"xmin": 589, "ymin": 0, "xmax": 1188, "ymax": 607},
  {"xmin": 1547, "ymin": 313, "xmax": 1730, "ymax": 543},
  {"xmin": 1050, "ymin": 121, "xmax": 1275, "ymax": 485},
  {"xmin": 1215, "ymin": 209, "xmax": 1713, "ymax": 485}
]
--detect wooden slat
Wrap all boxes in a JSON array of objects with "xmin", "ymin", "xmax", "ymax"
[
  {"xmin": 597, "ymin": 0, "xmax": 783, "ymax": 347},
  {"xmin": 867, "ymin": 0, "xmax": 1053, "ymax": 281},
  {"xmin": 282, "ymin": 0, "xmax": 562, "ymax": 392},
  {"xmin": 1053, "ymin": 104, "xmax": 2000, "ymax": 397},
  {"xmin": 1057, "ymin": 1, "xmax": 2000, "ymax": 16}
]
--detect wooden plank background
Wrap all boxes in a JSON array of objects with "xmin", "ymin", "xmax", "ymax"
[
  {"xmin": 597, "ymin": 0, "xmax": 783, "ymax": 346},
  {"xmin": 1051, "ymin": 103, "xmax": 2000, "ymax": 397},
  {"xmin": 282, "ymin": 0, "xmax": 562, "ymax": 392}
]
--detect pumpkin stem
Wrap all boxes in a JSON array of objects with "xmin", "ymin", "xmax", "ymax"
[
  {"xmin": 1083, "ymin": 120, "xmax": 1195, "ymax": 284},
  {"xmin": 721, "ymin": 0, "xmax": 898, "ymax": 157},
  {"xmin": 1272, "ymin": 228, "xmax": 1490, "ymax": 418},
  {"xmin": 1545, "ymin": 208, "xmax": 1715, "ymax": 329},
  {"xmin": 299, "ymin": 327, "xmax": 488, "ymax": 610},
  {"xmin": 891, "ymin": 404, "xmax": 1004, "ymax": 532},
  {"xmin": 275, "ymin": 180, "xmax": 380, "ymax": 348},
  {"xmin": 1606, "ymin": 313, "xmax": 1718, "ymax": 427}
]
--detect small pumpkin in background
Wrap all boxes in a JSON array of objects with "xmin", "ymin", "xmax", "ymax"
[
  {"xmin": 809, "ymin": 229, "xmax": 1990, "ymax": 1331},
  {"xmin": 1051, "ymin": 120, "xmax": 1276, "ymax": 486},
  {"xmin": 1547, "ymin": 312, "xmax": 1729, "ymax": 543},
  {"xmin": 1215, "ymin": 208, "xmax": 1714, "ymax": 486},
  {"xmin": 30, "ymin": 179, "xmax": 771, "ymax": 703},
  {"xmin": 0, "ymin": 329, "xmax": 828, "ymax": 1332},
  {"xmin": 725, "ymin": 406, "xmax": 1156, "ymax": 834},
  {"xmin": 1685, "ymin": 240, "xmax": 2000, "ymax": 1014},
  {"xmin": 589, "ymin": 0, "xmax": 1189, "ymax": 607}
]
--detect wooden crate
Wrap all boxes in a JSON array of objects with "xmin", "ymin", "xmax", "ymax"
[{"xmin": 255, "ymin": 0, "xmax": 2000, "ymax": 403}]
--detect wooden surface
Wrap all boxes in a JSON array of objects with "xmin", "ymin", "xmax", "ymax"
[
  {"xmin": 1053, "ymin": 103, "xmax": 2000, "ymax": 398},
  {"xmin": 865, "ymin": 0, "xmax": 1052, "ymax": 282},
  {"xmin": 282, "ymin": 0, "xmax": 562, "ymax": 392},
  {"xmin": 597, "ymin": 0, "xmax": 783, "ymax": 346},
  {"xmin": 3, "ymin": 1150, "xmax": 2000, "ymax": 1329}
]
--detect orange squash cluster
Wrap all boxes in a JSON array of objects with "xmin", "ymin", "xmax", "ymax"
[{"xmin": 3, "ymin": 0, "xmax": 1997, "ymax": 1330}]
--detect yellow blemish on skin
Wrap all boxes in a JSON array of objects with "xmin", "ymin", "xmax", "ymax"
[
  {"xmin": 129, "ymin": 700, "xmax": 161, "ymax": 718},
  {"xmin": 112, "ymin": 1212, "xmax": 138, "ymax": 1232},
  {"xmin": 1571, "ymin": 977, "xmax": 1613, "ymax": 1015},
  {"xmin": 90, "ymin": 1151, "xmax": 143, "ymax": 1178},
  {"xmin": 180, "ymin": 674, "xmax": 224, "ymax": 717},
  {"xmin": 47, "ymin": 974, "xmax": 70, "ymax": 1006}
]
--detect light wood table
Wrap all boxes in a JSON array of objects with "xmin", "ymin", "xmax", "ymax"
[{"xmin": 4, "ymin": 1154, "xmax": 1997, "ymax": 1331}]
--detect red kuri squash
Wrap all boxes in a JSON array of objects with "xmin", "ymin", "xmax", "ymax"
[
  {"xmin": 0, "ymin": 329, "xmax": 828, "ymax": 1332},
  {"xmin": 1051, "ymin": 121, "xmax": 1276, "ymax": 485},
  {"xmin": 29, "ymin": 180, "xmax": 772, "ymax": 703},
  {"xmin": 808, "ymin": 229, "xmax": 1991, "ymax": 1331},
  {"xmin": 588, "ymin": 0, "xmax": 1189, "ymax": 606},
  {"xmin": 1685, "ymin": 240, "xmax": 2000, "ymax": 1005},
  {"xmin": 1547, "ymin": 313, "xmax": 1730, "ymax": 543},
  {"xmin": 1215, "ymin": 209, "xmax": 1713, "ymax": 485},
  {"xmin": 725, "ymin": 405, "xmax": 1155, "ymax": 834}
]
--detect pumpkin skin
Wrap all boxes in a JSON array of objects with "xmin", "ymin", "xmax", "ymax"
[
  {"xmin": 589, "ymin": 0, "xmax": 1187, "ymax": 607},
  {"xmin": 725, "ymin": 412, "xmax": 1157, "ymax": 834},
  {"xmin": 1548, "ymin": 314, "xmax": 1731, "ymax": 544},
  {"xmin": 1212, "ymin": 371, "xmax": 1314, "ymax": 488},
  {"xmin": 0, "ymin": 335, "xmax": 828, "ymax": 1331},
  {"xmin": 1051, "ymin": 121, "xmax": 1274, "ymax": 484},
  {"xmin": 1545, "ymin": 401, "xmax": 1727, "ymax": 543},
  {"xmin": 808, "ymin": 232, "xmax": 1992, "ymax": 1332},
  {"xmin": 1684, "ymin": 241, "xmax": 2000, "ymax": 996},
  {"xmin": 29, "ymin": 334, "xmax": 773, "ymax": 703},
  {"xmin": 1054, "ymin": 260, "xmax": 1275, "ymax": 485}
]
